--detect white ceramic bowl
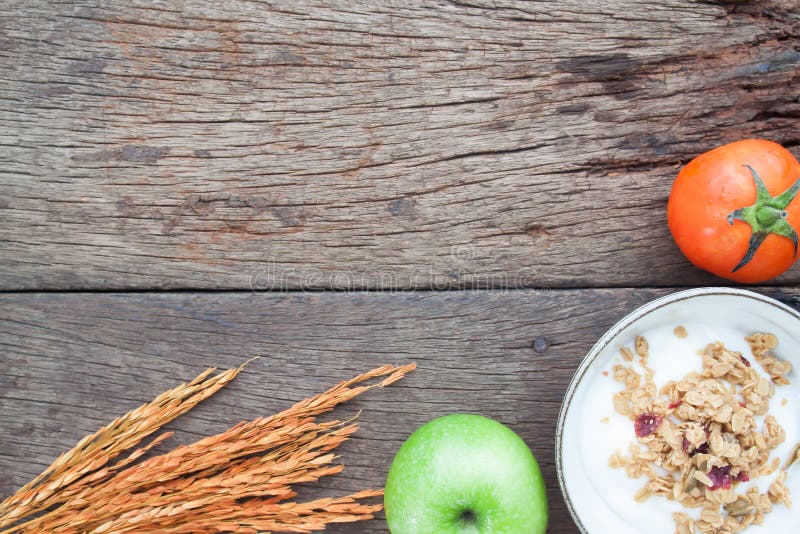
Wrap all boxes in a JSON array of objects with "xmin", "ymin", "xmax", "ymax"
[{"xmin": 556, "ymin": 288, "xmax": 800, "ymax": 534}]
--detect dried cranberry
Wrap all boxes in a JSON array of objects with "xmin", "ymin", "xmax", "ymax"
[
  {"xmin": 668, "ymin": 401, "xmax": 681, "ymax": 409},
  {"xmin": 683, "ymin": 437, "xmax": 709, "ymax": 456},
  {"xmin": 708, "ymin": 465, "xmax": 732, "ymax": 490},
  {"xmin": 634, "ymin": 413, "xmax": 663, "ymax": 437},
  {"xmin": 740, "ymin": 355, "xmax": 751, "ymax": 367},
  {"xmin": 736, "ymin": 471, "xmax": 749, "ymax": 483}
]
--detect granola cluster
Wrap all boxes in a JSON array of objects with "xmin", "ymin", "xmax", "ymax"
[
  {"xmin": 608, "ymin": 332, "xmax": 795, "ymax": 534},
  {"xmin": 746, "ymin": 333, "xmax": 792, "ymax": 386}
]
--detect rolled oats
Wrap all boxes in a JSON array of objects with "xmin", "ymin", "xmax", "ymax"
[
  {"xmin": 621, "ymin": 346, "xmax": 635, "ymax": 362},
  {"xmin": 746, "ymin": 333, "xmax": 792, "ymax": 385},
  {"xmin": 767, "ymin": 470, "xmax": 791, "ymax": 507},
  {"xmin": 636, "ymin": 335, "xmax": 650, "ymax": 358},
  {"xmin": 783, "ymin": 443, "xmax": 800, "ymax": 470},
  {"xmin": 609, "ymin": 334, "xmax": 792, "ymax": 534}
]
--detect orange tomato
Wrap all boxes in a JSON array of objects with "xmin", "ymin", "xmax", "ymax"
[{"xmin": 667, "ymin": 139, "xmax": 800, "ymax": 283}]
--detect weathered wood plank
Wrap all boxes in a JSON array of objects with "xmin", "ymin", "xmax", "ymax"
[
  {"xmin": 1, "ymin": 1, "xmax": 799, "ymax": 289},
  {"xmin": 2, "ymin": 288, "xmax": 800, "ymax": 532}
]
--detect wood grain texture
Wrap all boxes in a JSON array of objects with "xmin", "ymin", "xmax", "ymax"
[
  {"xmin": 1, "ymin": 0, "xmax": 799, "ymax": 290},
  {"xmin": 2, "ymin": 287, "xmax": 800, "ymax": 532}
]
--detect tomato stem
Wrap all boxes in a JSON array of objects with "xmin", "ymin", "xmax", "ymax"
[{"xmin": 727, "ymin": 164, "xmax": 800, "ymax": 272}]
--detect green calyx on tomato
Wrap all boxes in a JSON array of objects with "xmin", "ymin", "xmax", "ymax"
[{"xmin": 727, "ymin": 164, "xmax": 800, "ymax": 272}]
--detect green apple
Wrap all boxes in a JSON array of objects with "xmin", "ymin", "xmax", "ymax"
[{"xmin": 384, "ymin": 414, "xmax": 548, "ymax": 533}]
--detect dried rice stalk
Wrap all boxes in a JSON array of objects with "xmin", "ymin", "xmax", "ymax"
[
  {"xmin": 0, "ymin": 363, "xmax": 247, "ymax": 527},
  {"xmin": 0, "ymin": 362, "xmax": 415, "ymax": 534},
  {"xmin": 98, "ymin": 490, "xmax": 385, "ymax": 534}
]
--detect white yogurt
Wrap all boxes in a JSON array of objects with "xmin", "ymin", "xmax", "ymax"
[{"xmin": 580, "ymin": 323, "xmax": 799, "ymax": 533}]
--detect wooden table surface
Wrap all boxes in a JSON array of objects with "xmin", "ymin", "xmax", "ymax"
[{"xmin": 1, "ymin": 1, "xmax": 799, "ymax": 532}]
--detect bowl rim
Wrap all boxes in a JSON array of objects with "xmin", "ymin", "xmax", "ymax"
[{"xmin": 554, "ymin": 287, "xmax": 800, "ymax": 534}]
